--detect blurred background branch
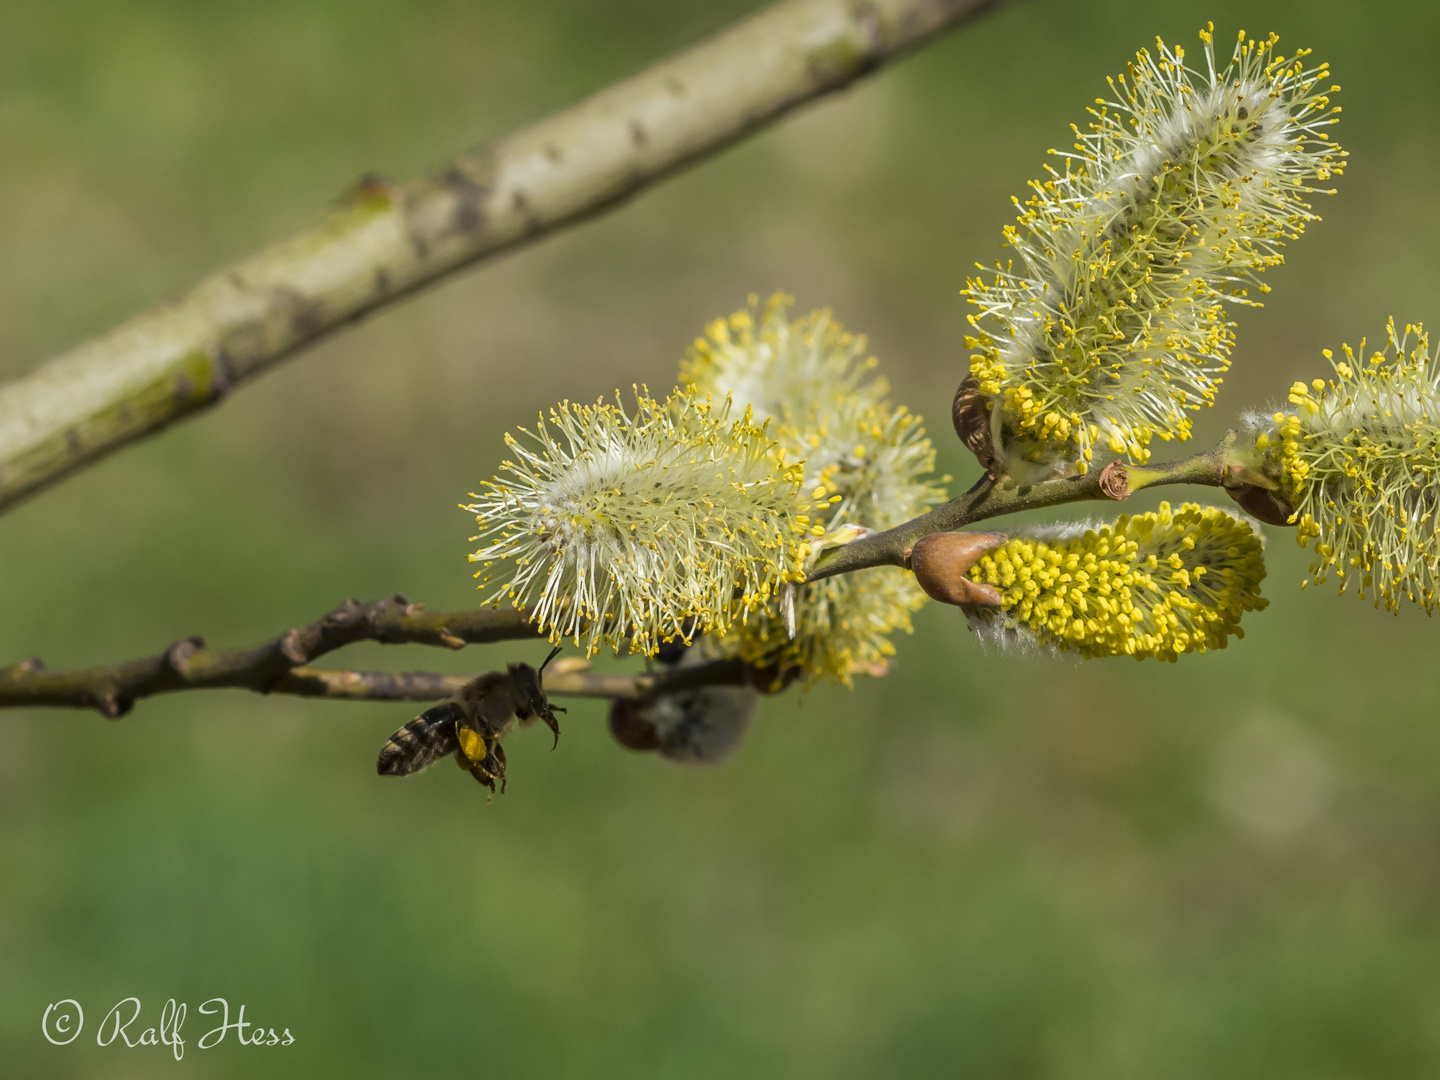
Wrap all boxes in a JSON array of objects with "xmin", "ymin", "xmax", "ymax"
[{"xmin": 0, "ymin": 0, "xmax": 1000, "ymax": 515}]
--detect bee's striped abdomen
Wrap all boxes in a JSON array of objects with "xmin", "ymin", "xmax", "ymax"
[{"xmin": 376, "ymin": 701, "xmax": 463, "ymax": 777}]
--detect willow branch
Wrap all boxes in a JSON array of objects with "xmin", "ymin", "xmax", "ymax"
[
  {"xmin": 808, "ymin": 435, "xmax": 1234, "ymax": 583},
  {"xmin": 0, "ymin": 435, "xmax": 1238, "ymax": 718},
  {"xmin": 0, "ymin": 590, "xmax": 755, "ymax": 714},
  {"xmin": 0, "ymin": 595, "xmax": 541, "ymax": 717},
  {"xmin": 0, "ymin": 0, "xmax": 1002, "ymax": 514}
]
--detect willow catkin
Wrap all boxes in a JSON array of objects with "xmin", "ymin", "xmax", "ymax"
[
  {"xmin": 464, "ymin": 388, "xmax": 820, "ymax": 657},
  {"xmin": 965, "ymin": 25, "xmax": 1343, "ymax": 480}
]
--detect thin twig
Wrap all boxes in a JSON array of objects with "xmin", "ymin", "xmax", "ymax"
[
  {"xmin": 275, "ymin": 659, "xmax": 750, "ymax": 703},
  {"xmin": 0, "ymin": 0, "xmax": 1002, "ymax": 514},
  {"xmin": 0, "ymin": 595, "xmax": 541, "ymax": 717},
  {"xmin": 807, "ymin": 435, "xmax": 1234, "ymax": 582}
]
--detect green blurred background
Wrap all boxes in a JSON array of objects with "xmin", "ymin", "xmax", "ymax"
[{"xmin": 3, "ymin": 0, "xmax": 1440, "ymax": 1075}]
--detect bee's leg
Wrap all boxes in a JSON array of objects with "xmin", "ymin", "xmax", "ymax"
[
  {"xmin": 537, "ymin": 705, "xmax": 565, "ymax": 750},
  {"xmin": 472, "ymin": 771, "xmax": 501, "ymax": 806},
  {"xmin": 468, "ymin": 741, "xmax": 505, "ymax": 794},
  {"xmin": 467, "ymin": 750, "xmax": 497, "ymax": 798},
  {"xmin": 468, "ymin": 738, "xmax": 507, "ymax": 796}
]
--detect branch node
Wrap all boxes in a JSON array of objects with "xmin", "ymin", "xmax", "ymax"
[
  {"xmin": 278, "ymin": 630, "xmax": 309, "ymax": 665},
  {"xmin": 96, "ymin": 692, "xmax": 131, "ymax": 720},
  {"xmin": 1223, "ymin": 478, "xmax": 1297, "ymax": 527},
  {"xmin": 1224, "ymin": 463, "xmax": 1278, "ymax": 491},
  {"xmin": 1097, "ymin": 460, "xmax": 1130, "ymax": 500},
  {"xmin": 166, "ymin": 636, "xmax": 205, "ymax": 674}
]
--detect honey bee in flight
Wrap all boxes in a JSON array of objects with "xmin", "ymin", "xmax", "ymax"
[{"xmin": 376, "ymin": 645, "xmax": 565, "ymax": 794}]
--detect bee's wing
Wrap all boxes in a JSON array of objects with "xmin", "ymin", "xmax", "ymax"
[{"xmin": 376, "ymin": 701, "xmax": 463, "ymax": 777}]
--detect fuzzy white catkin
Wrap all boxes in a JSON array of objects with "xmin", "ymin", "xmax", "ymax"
[
  {"xmin": 966, "ymin": 26, "xmax": 1344, "ymax": 480},
  {"xmin": 463, "ymin": 388, "xmax": 819, "ymax": 657},
  {"xmin": 1254, "ymin": 320, "xmax": 1440, "ymax": 612}
]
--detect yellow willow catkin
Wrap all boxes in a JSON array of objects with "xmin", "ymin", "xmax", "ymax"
[
  {"xmin": 965, "ymin": 25, "xmax": 1343, "ymax": 479},
  {"xmin": 462, "ymin": 388, "xmax": 822, "ymax": 657},
  {"xmin": 965, "ymin": 503, "xmax": 1268, "ymax": 661},
  {"xmin": 1252, "ymin": 319, "xmax": 1440, "ymax": 612},
  {"xmin": 682, "ymin": 294, "xmax": 945, "ymax": 684}
]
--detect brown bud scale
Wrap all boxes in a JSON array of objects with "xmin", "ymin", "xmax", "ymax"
[{"xmin": 909, "ymin": 531, "xmax": 1008, "ymax": 608}]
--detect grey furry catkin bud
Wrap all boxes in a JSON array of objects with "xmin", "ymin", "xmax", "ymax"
[{"xmin": 608, "ymin": 686, "xmax": 757, "ymax": 765}]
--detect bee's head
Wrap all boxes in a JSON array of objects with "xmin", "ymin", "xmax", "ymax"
[
  {"xmin": 507, "ymin": 664, "xmax": 549, "ymax": 719},
  {"xmin": 508, "ymin": 646, "xmax": 565, "ymax": 740}
]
